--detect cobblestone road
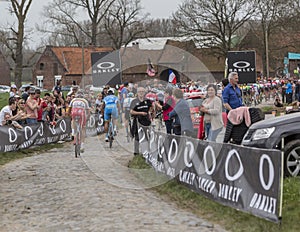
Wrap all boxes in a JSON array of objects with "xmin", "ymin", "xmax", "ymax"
[{"xmin": 0, "ymin": 128, "xmax": 227, "ymax": 232}]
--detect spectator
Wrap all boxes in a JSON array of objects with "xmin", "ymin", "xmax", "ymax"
[
  {"xmin": 274, "ymin": 96, "xmax": 283, "ymax": 107},
  {"xmin": 95, "ymin": 93, "xmax": 103, "ymax": 115},
  {"xmin": 11, "ymin": 95, "xmax": 21, "ymax": 117},
  {"xmin": 35, "ymin": 89, "xmax": 48, "ymax": 122},
  {"xmin": 64, "ymin": 94, "xmax": 72, "ymax": 118},
  {"xmin": 130, "ymin": 87, "xmax": 153, "ymax": 155},
  {"xmin": 21, "ymin": 86, "xmax": 30, "ymax": 102},
  {"xmin": 54, "ymin": 80, "xmax": 62, "ymax": 97},
  {"xmin": 281, "ymin": 80, "xmax": 286, "ymax": 103},
  {"xmin": 200, "ymin": 84, "xmax": 223, "ymax": 142},
  {"xmin": 189, "ymin": 81, "xmax": 197, "ymax": 92},
  {"xmin": 42, "ymin": 93, "xmax": 50, "ymax": 121},
  {"xmin": 222, "ymin": 72, "xmax": 243, "ymax": 113},
  {"xmin": 168, "ymin": 88, "xmax": 194, "ymax": 137},
  {"xmin": 0, "ymin": 98, "xmax": 24, "ymax": 126},
  {"xmin": 46, "ymin": 94, "xmax": 56, "ymax": 123},
  {"xmin": 102, "ymin": 85, "xmax": 110, "ymax": 98},
  {"xmin": 55, "ymin": 100, "xmax": 66, "ymax": 120},
  {"xmin": 25, "ymin": 89, "xmax": 38, "ymax": 124},
  {"xmin": 286, "ymin": 79, "xmax": 293, "ymax": 104},
  {"xmin": 295, "ymin": 79, "xmax": 300, "ymax": 102},
  {"xmin": 155, "ymin": 87, "xmax": 176, "ymax": 134},
  {"xmin": 221, "ymin": 78, "xmax": 229, "ymax": 88},
  {"xmin": 9, "ymin": 84, "xmax": 18, "ymax": 98},
  {"xmin": 67, "ymin": 85, "xmax": 79, "ymax": 97},
  {"xmin": 2, "ymin": 112, "xmax": 23, "ymax": 129},
  {"xmin": 16, "ymin": 99, "xmax": 27, "ymax": 125}
]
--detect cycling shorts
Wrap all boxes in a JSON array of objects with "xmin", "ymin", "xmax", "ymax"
[
  {"xmin": 104, "ymin": 107, "xmax": 118, "ymax": 121},
  {"xmin": 71, "ymin": 108, "xmax": 87, "ymax": 127},
  {"xmin": 124, "ymin": 108, "xmax": 130, "ymax": 120}
]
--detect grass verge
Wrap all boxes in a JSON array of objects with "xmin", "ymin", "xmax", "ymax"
[
  {"xmin": 0, "ymin": 143, "xmax": 64, "ymax": 166},
  {"xmin": 129, "ymin": 155, "xmax": 300, "ymax": 232}
]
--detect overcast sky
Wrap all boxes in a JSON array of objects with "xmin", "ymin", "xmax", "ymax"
[{"xmin": 0, "ymin": 0, "xmax": 184, "ymax": 48}]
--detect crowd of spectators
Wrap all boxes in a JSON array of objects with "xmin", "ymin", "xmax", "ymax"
[{"xmin": 1, "ymin": 74, "xmax": 300, "ymax": 136}]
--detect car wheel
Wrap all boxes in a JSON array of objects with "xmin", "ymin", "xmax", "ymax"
[{"xmin": 283, "ymin": 139, "xmax": 300, "ymax": 177}]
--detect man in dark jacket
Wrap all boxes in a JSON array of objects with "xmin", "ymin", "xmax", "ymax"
[{"xmin": 130, "ymin": 87, "xmax": 153, "ymax": 155}]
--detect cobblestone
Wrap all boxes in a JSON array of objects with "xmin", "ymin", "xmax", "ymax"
[{"xmin": 0, "ymin": 128, "xmax": 227, "ymax": 232}]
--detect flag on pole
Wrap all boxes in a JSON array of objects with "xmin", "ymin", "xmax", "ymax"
[
  {"xmin": 168, "ymin": 69, "xmax": 177, "ymax": 84},
  {"xmin": 146, "ymin": 58, "xmax": 156, "ymax": 77}
]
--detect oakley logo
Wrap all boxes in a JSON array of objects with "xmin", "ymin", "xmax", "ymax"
[
  {"xmin": 233, "ymin": 61, "xmax": 251, "ymax": 69},
  {"xmin": 97, "ymin": 62, "xmax": 115, "ymax": 69}
]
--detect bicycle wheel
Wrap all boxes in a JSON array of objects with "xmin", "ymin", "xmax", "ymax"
[{"xmin": 74, "ymin": 120, "xmax": 81, "ymax": 157}]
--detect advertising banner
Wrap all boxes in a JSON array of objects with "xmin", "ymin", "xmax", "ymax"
[
  {"xmin": 227, "ymin": 51, "xmax": 256, "ymax": 84},
  {"xmin": 138, "ymin": 126, "xmax": 282, "ymax": 222},
  {"xmin": 91, "ymin": 51, "xmax": 122, "ymax": 87},
  {"xmin": 0, "ymin": 115, "xmax": 104, "ymax": 153}
]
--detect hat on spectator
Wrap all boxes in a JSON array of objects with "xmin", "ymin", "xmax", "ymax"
[
  {"xmin": 11, "ymin": 84, "xmax": 17, "ymax": 89},
  {"xmin": 14, "ymin": 95, "xmax": 21, "ymax": 99}
]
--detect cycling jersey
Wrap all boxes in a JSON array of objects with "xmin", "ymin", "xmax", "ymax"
[
  {"xmin": 70, "ymin": 98, "xmax": 89, "ymax": 126},
  {"xmin": 103, "ymin": 95, "xmax": 119, "ymax": 121}
]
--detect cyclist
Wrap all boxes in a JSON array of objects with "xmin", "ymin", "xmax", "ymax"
[
  {"xmin": 101, "ymin": 88, "xmax": 120, "ymax": 142},
  {"xmin": 69, "ymin": 91, "xmax": 90, "ymax": 152}
]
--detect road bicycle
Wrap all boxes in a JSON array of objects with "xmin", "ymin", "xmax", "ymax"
[{"xmin": 74, "ymin": 116, "xmax": 82, "ymax": 158}]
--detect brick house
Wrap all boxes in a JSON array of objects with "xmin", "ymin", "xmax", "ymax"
[
  {"xmin": 33, "ymin": 46, "xmax": 113, "ymax": 90},
  {"xmin": 0, "ymin": 50, "xmax": 11, "ymax": 86},
  {"xmin": 121, "ymin": 38, "xmax": 243, "ymax": 84}
]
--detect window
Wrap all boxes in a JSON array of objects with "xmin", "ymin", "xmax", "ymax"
[{"xmin": 39, "ymin": 63, "xmax": 44, "ymax": 70}]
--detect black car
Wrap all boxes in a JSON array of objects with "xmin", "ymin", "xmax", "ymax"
[{"xmin": 242, "ymin": 112, "xmax": 300, "ymax": 177}]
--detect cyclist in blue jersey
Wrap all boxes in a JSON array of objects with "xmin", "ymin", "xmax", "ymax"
[{"xmin": 101, "ymin": 88, "xmax": 120, "ymax": 142}]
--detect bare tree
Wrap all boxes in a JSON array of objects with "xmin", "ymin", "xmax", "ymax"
[
  {"xmin": 173, "ymin": 0, "xmax": 258, "ymax": 57},
  {"xmin": 249, "ymin": 0, "xmax": 300, "ymax": 77},
  {"xmin": 103, "ymin": 0, "xmax": 144, "ymax": 50},
  {"xmin": 40, "ymin": 0, "xmax": 113, "ymax": 46},
  {"xmin": 1, "ymin": 0, "xmax": 33, "ymax": 87},
  {"xmin": 142, "ymin": 19, "xmax": 177, "ymax": 37}
]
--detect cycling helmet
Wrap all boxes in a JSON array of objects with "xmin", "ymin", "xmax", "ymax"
[
  {"xmin": 108, "ymin": 88, "xmax": 114, "ymax": 94},
  {"xmin": 128, "ymin": 92, "xmax": 134, "ymax": 98},
  {"xmin": 76, "ymin": 91, "xmax": 84, "ymax": 98}
]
